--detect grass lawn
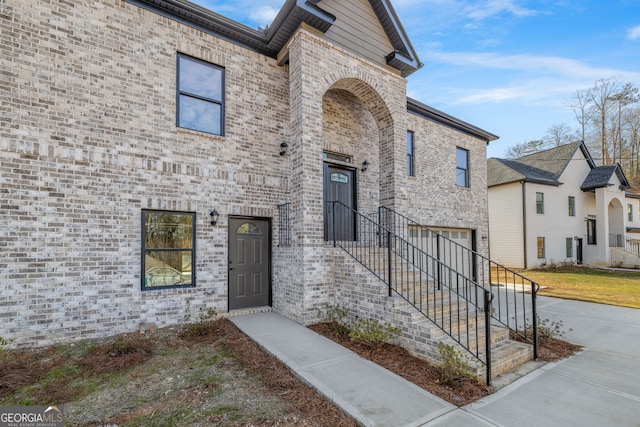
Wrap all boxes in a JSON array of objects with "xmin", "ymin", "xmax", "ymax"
[{"xmin": 522, "ymin": 266, "xmax": 640, "ymax": 309}]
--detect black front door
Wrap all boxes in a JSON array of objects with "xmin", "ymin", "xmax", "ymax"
[
  {"xmin": 228, "ymin": 218, "xmax": 270, "ymax": 310},
  {"xmin": 576, "ymin": 238, "xmax": 583, "ymax": 264},
  {"xmin": 324, "ymin": 163, "xmax": 356, "ymax": 241}
]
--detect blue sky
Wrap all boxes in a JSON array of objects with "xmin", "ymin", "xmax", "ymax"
[{"xmin": 189, "ymin": 0, "xmax": 640, "ymax": 158}]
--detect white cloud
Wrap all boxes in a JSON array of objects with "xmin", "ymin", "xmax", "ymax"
[
  {"xmin": 416, "ymin": 50, "xmax": 640, "ymax": 106},
  {"xmin": 628, "ymin": 26, "xmax": 640, "ymax": 41},
  {"xmin": 249, "ymin": 6, "xmax": 280, "ymax": 27},
  {"xmin": 464, "ymin": 0, "xmax": 537, "ymax": 21}
]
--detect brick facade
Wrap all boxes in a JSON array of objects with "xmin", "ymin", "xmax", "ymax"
[{"xmin": 1, "ymin": 0, "xmax": 493, "ymax": 347}]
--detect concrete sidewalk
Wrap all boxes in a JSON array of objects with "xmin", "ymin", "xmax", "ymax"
[{"xmin": 232, "ymin": 298, "xmax": 640, "ymax": 426}]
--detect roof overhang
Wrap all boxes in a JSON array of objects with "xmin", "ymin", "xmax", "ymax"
[{"xmin": 126, "ymin": 0, "xmax": 422, "ymax": 76}]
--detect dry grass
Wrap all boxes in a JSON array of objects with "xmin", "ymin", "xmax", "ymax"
[{"xmin": 523, "ymin": 266, "xmax": 640, "ymax": 309}]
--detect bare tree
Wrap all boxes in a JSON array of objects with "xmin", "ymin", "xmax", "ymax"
[
  {"xmin": 589, "ymin": 77, "xmax": 622, "ymax": 164},
  {"xmin": 544, "ymin": 123, "xmax": 578, "ymax": 147},
  {"xmin": 505, "ymin": 140, "xmax": 547, "ymax": 159},
  {"xmin": 567, "ymin": 87, "xmax": 594, "ymax": 142}
]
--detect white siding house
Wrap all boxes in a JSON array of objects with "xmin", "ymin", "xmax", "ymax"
[{"xmin": 488, "ymin": 142, "xmax": 640, "ymax": 269}]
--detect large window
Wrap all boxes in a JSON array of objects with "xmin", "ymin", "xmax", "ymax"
[
  {"xmin": 456, "ymin": 147, "xmax": 469, "ymax": 187},
  {"xmin": 586, "ymin": 218, "xmax": 597, "ymax": 245},
  {"xmin": 537, "ymin": 237, "xmax": 545, "ymax": 259},
  {"xmin": 566, "ymin": 237, "xmax": 573, "ymax": 258},
  {"xmin": 407, "ymin": 131, "xmax": 415, "ymax": 177},
  {"xmin": 628, "ymin": 204, "xmax": 633, "ymax": 222},
  {"xmin": 142, "ymin": 210, "xmax": 195, "ymax": 290},
  {"xmin": 568, "ymin": 196, "xmax": 575, "ymax": 216},
  {"xmin": 177, "ymin": 54, "xmax": 224, "ymax": 135},
  {"xmin": 536, "ymin": 192, "xmax": 544, "ymax": 214}
]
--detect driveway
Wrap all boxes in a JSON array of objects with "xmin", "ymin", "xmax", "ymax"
[{"xmin": 427, "ymin": 296, "xmax": 640, "ymax": 426}]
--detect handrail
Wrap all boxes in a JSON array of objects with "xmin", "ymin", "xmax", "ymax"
[
  {"xmin": 610, "ymin": 233, "xmax": 640, "ymax": 257},
  {"xmin": 378, "ymin": 206, "xmax": 539, "ymax": 358},
  {"xmin": 326, "ymin": 201, "xmax": 494, "ymax": 385}
]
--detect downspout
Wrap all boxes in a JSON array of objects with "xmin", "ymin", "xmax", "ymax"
[{"xmin": 521, "ymin": 181, "xmax": 527, "ymax": 269}]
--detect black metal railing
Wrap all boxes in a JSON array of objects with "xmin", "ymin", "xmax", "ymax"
[
  {"xmin": 326, "ymin": 201, "xmax": 495, "ymax": 384},
  {"xmin": 277, "ymin": 203, "xmax": 291, "ymax": 247},
  {"xmin": 378, "ymin": 206, "xmax": 539, "ymax": 358},
  {"xmin": 610, "ymin": 234, "xmax": 640, "ymax": 257}
]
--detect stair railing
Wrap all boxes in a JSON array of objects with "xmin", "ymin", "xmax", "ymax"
[
  {"xmin": 609, "ymin": 234, "xmax": 640, "ymax": 257},
  {"xmin": 326, "ymin": 201, "xmax": 495, "ymax": 384},
  {"xmin": 378, "ymin": 206, "xmax": 539, "ymax": 358}
]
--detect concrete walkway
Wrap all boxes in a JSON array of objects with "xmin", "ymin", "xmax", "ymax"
[{"xmin": 231, "ymin": 297, "xmax": 640, "ymax": 426}]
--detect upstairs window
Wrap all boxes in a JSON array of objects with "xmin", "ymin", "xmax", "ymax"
[
  {"xmin": 568, "ymin": 196, "xmax": 575, "ymax": 216},
  {"xmin": 407, "ymin": 131, "xmax": 415, "ymax": 177},
  {"xmin": 456, "ymin": 147, "xmax": 469, "ymax": 187},
  {"xmin": 177, "ymin": 54, "xmax": 224, "ymax": 135},
  {"xmin": 628, "ymin": 204, "xmax": 633, "ymax": 222},
  {"xmin": 536, "ymin": 192, "xmax": 544, "ymax": 214}
]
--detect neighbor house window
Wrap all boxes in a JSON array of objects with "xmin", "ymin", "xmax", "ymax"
[
  {"xmin": 536, "ymin": 192, "xmax": 544, "ymax": 214},
  {"xmin": 537, "ymin": 237, "xmax": 545, "ymax": 259},
  {"xmin": 568, "ymin": 196, "xmax": 575, "ymax": 216},
  {"xmin": 142, "ymin": 210, "xmax": 195, "ymax": 290},
  {"xmin": 566, "ymin": 237, "xmax": 573, "ymax": 258},
  {"xmin": 177, "ymin": 54, "xmax": 224, "ymax": 135},
  {"xmin": 586, "ymin": 218, "xmax": 597, "ymax": 245},
  {"xmin": 407, "ymin": 131, "xmax": 415, "ymax": 176},
  {"xmin": 456, "ymin": 147, "xmax": 469, "ymax": 187},
  {"xmin": 628, "ymin": 204, "xmax": 633, "ymax": 222}
]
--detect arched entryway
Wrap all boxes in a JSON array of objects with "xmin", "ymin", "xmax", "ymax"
[
  {"xmin": 608, "ymin": 198, "xmax": 625, "ymax": 247},
  {"xmin": 320, "ymin": 78, "xmax": 395, "ymax": 239}
]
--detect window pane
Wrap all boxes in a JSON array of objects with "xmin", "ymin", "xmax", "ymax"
[
  {"xmin": 456, "ymin": 148, "xmax": 468, "ymax": 169},
  {"xmin": 537, "ymin": 237, "xmax": 545, "ymax": 258},
  {"xmin": 456, "ymin": 169, "xmax": 467, "ymax": 187},
  {"xmin": 144, "ymin": 212, "xmax": 193, "ymax": 249},
  {"xmin": 145, "ymin": 250, "xmax": 193, "ymax": 287},
  {"xmin": 566, "ymin": 238, "xmax": 573, "ymax": 258},
  {"xmin": 179, "ymin": 95, "xmax": 221, "ymax": 135},
  {"xmin": 179, "ymin": 56, "xmax": 222, "ymax": 101},
  {"xmin": 330, "ymin": 172, "xmax": 349, "ymax": 183}
]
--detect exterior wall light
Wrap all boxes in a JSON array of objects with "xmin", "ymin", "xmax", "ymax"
[
  {"xmin": 209, "ymin": 209, "xmax": 220, "ymax": 226},
  {"xmin": 279, "ymin": 142, "xmax": 288, "ymax": 156},
  {"xmin": 361, "ymin": 160, "xmax": 369, "ymax": 172}
]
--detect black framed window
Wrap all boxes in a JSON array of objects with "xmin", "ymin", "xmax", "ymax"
[
  {"xmin": 142, "ymin": 210, "xmax": 195, "ymax": 290},
  {"xmin": 536, "ymin": 192, "xmax": 544, "ymax": 214},
  {"xmin": 568, "ymin": 196, "xmax": 575, "ymax": 216},
  {"xmin": 586, "ymin": 218, "xmax": 597, "ymax": 245},
  {"xmin": 407, "ymin": 131, "xmax": 415, "ymax": 176},
  {"xmin": 537, "ymin": 237, "xmax": 545, "ymax": 259},
  {"xmin": 177, "ymin": 54, "xmax": 224, "ymax": 135},
  {"xmin": 456, "ymin": 147, "xmax": 469, "ymax": 187}
]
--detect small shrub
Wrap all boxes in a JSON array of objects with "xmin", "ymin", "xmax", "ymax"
[
  {"xmin": 436, "ymin": 342, "xmax": 477, "ymax": 384},
  {"xmin": 182, "ymin": 306, "xmax": 219, "ymax": 338},
  {"xmin": 317, "ymin": 304, "xmax": 350, "ymax": 335},
  {"xmin": 348, "ymin": 317, "xmax": 400, "ymax": 347},
  {"xmin": 519, "ymin": 317, "xmax": 571, "ymax": 345}
]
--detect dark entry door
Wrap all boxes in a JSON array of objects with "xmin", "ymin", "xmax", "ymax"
[
  {"xmin": 576, "ymin": 238, "xmax": 583, "ymax": 264},
  {"xmin": 228, "ymin": 218, "xmax": 270, "ymax": 310},
  {"xmin": 324, "ymin": 163, "xmax": 356, "ymax": 241}
]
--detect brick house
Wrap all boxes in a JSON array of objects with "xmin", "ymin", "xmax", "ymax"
[{"xmin": 3, "ymin": 0, "xmax": 524, "ymax": 374}]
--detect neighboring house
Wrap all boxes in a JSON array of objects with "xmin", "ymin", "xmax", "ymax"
[
  {"xmin": 488, "ymin": 141, "xmax": 640, "ymax": 269},
  {"xmin": 1, "ymin": 0, "xmax": 499, "ymax": 348}
]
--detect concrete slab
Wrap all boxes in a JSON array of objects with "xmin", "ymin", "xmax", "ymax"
[
  {"xmin": 466, "ymin": 363, "xmax": 640, "ymax": 427},
  {"xmin": 421, "ymin": 409, "xmax": 493, "ymax": 426},
  {"xmin": 231, "ymin": 312, "xmax": 455, "ymax": 427}
]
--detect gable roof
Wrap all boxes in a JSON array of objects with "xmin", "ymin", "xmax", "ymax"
[
  {"xmin": 581, "ymin": 165, "xmax": 630, "ymax": 191},
  {"xmin": 488, "ymin": 141, "xmax": 594, "ymax": 187},
  {"xmin": 127, "ymin": 0, "xmax": 422, "ymax": 77}
]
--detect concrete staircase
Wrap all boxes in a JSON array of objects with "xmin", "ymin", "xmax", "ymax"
[{"xmin": 333, "ymin": 249, "xmax": 534, "ymax": 381}]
